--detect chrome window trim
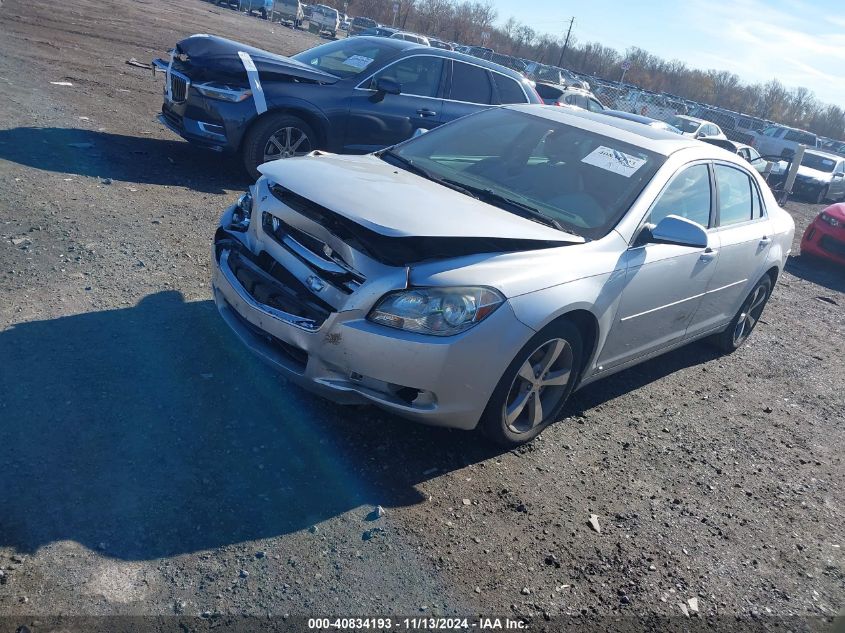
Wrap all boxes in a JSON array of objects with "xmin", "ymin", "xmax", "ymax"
[
  {"xmin": 353, "ymin": 53, "xmax": 447, "ymax": 99},
  {"xmin": 711, "ymin": 160, "xmax": 769, "ymax": 227},
  {"xmin": 354, "ymin": 54, "xmax": 531, "ymax": 104}
]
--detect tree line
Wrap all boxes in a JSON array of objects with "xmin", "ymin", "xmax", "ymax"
[{"xmin": 331, "ymin": 0, "xmax": 844, "ymax": 140}]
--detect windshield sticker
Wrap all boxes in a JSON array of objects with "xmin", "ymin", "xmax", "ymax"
[
  {"xmin": 581, "ymin": 146, "xmax": 646, "ymax": 177},
  {"xmin": 343, "ymin": 55, "xmax": 374, "ymax": 69}
]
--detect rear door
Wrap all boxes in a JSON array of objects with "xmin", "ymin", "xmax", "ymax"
[
  {"xmin": 440, "ymin": 60, "xmax": 495, "ymax": 122},
  {"xmin": 344, "ymin": 54, "xmax": 446, "ymax": 153},
  {"xmin": 686, "ymin": 162, "xmax": 772, "ymax": 336}
]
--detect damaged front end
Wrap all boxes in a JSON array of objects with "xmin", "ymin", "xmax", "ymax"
[
  {"xmin": 209, "ymin": 174, "xmax": 540, "ymax": 429},
  {"xmin": 151, "ymin": 34, "xmax": 338, "ymax": 151}
]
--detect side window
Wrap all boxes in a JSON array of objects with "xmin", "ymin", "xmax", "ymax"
[
  {"xmin": 370, "ymin": 56, "xmax": 444, "ymax": 98},
  {"xmin": 715, "ymin": 164, "xmax": 754, "ymax": 226},
  {"xmin": 737, "ymin": 148, "xmax": 749, "ymax": 160},
  {"xmin": 492, "ymin": 73, "xmax": 527, "ymax": 104},
  {"xmin": 450, "ymin": 62, "xmax": 492, "ymax": 104},
  {"xmin": 647, "ymin": 164, "xmax": 712, "ymax": 228},
  {"xmin": 748, "ymin": 148, "xmax": 761, "ymax": 162},
  {"xmin": 586, "ymin": 98, "xmax": 604, "ymax": 113}
]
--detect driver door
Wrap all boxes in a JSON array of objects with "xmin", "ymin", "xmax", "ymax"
[
  {"xmin": 344, "ymin": 55, "xmax": 445, "ymax": 153},
  {"xmin": 598, "ymin": 163, "xmax": 720, "ymax": 368}
]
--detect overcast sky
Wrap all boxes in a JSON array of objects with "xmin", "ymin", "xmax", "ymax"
[{"xmin": 491, "ymin": 0, "xmax": 845, "ymax": 106}]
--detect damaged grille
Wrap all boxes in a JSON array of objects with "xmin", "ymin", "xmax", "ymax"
[
  {"xmin": 224, "ymin": 246, "xmax": 334, "ymax": 328},
  {"xmin": 261, "ymin": 211, "xmax": 365, "ymax": 294}
]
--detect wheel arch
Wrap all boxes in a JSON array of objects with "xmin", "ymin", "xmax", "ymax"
[
  {"xmin": 238, "ymin": 104, "xmax": 331, "ymax": 153},
  {"xmin": 537, "ymin": 308, "xmax": 600, "ymax": 385}
]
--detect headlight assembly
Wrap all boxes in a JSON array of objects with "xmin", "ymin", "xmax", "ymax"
[
  {"xmin": 820, "ymin": 212, "xmax": 841, "ymax": 228},
  {"xmin": 230, "ymin": 191, "xmax": 252, "ymax": 230},
  {"xmin": 195, "ymin": 81, "xmax": 252, "ymax": 102},
  {"xmin": 368, "ymin": 287, "xmax": 504, "ymax": 336}
]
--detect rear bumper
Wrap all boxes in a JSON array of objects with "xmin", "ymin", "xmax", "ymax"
[
  {"xmin": 801, "ymin": 220, "xmax": 845, "ymax": 265},
  {"xmin": 210, "ymin": 207, "xmax": 533, "ymax": 430}
]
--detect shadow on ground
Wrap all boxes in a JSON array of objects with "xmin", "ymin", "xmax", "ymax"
[
  {"xmin": 0, "ymin": 291, "xmax": 503, "ymax": 560},
  {"xmin": 0, "ymin": 291, "xmax": 724, "ymax": 561},
  {"xmin": 785, "ymin": 254, "xmax": 845, "ymax": 294},
  {"xmin": 0, "ymin": 127, "xmax": 249, "ymax": 194}
]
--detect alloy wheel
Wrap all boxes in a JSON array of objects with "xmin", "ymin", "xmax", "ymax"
[
  {"xmin": 263, "ymin": 127, "xmax": 312, "ymax": 161},
  {"xmin": 733, "ymin": 285, "xmax": 768, "ymax": 346},
  {"xmin": 503, "ymin": 338, "xmax": 573, "ymax": 434}
]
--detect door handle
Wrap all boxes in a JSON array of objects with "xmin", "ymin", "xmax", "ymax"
[
  {"xmin": 416, "ymin": 108, "xmax": 437, "ymax": 117},
  {"xmin": 699, "ymin": 247, "xmax": 718, "ymax": 262},
  {"xmin": 759, "ymin": 236, "xmax": 772, "ymax": 246}
]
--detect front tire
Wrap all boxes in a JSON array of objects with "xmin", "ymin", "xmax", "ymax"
[
  {"xmin": 710, "ymin": 275, "xmax": 772, "ymax": 353},
  {"xmin": 241, "ymin": 113, "xmax": 317, "ymax": 179},
  {"xmin": 479, "ymin": 321, "xmax": 583, "ymax": 447}
]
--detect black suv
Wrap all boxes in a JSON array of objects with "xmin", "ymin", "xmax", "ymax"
[{"xmin": 153, "ymin": 35, "xmax": 541, "ymax": 176}]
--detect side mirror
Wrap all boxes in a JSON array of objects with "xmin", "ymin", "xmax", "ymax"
[
  {"xmin": 375, "ymin": 76, "xmax": 401, "ymax": 95},
  {"xmin": 694, "ymin": 131, "xmax": 705, "ymax": 139},
  {"xmin": 647, "ymin": 215, "xmax": 708, "ymax": 248}
]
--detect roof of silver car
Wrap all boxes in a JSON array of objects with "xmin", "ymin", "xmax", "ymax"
[{"xmin": 506, "ymin": 105, "xmax": 701, "ymax": 155}]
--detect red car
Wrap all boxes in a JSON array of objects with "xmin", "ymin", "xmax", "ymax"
[{"xmin": 801, "ymin": 203, "xmax": 845, "ymax": 265}]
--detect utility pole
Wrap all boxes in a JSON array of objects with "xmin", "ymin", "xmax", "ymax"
[{"xmin": 558, "ymin": 17, "xmax": 574, "ymax": 68}]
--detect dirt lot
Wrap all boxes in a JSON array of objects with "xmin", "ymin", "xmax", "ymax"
[{"xmin": 0, "ymin": 0, "xmax": 843, "ymax": 630}]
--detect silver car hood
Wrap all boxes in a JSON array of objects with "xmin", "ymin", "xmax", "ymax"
[
  {"xmin": 258, "ymin": 153, "xmax": 584, "ymax": 243},
  {"xmin": 797, "ymin": 165, "xmax": 832, "ymax": 181}
]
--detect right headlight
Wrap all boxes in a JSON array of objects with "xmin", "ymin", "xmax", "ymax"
[{"xmin": 368, "ymin": 287, "xmax": 504, "ymax": 336}]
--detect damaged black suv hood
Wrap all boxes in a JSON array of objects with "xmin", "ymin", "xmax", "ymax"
[{"xmin": 174, "ymin": 34, "xmax": 340, "ymax": 83}]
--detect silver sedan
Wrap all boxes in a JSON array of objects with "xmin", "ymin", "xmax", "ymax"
[{"xmin": 211, "ymin": 105, "xmax": 795, "ymax": 446}]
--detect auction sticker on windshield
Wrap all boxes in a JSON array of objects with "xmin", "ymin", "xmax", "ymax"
[
  {"xmin": 581, "ymin": 146, "xmax": 646, "ymax": 177},
  {"xmin": 343, "ymin": 55, "xmax": 374, "ymax": 70}
]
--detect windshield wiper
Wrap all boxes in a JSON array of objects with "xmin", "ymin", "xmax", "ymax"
[
  {"xmin": 379, "ymin": 150, "xmax": 479, "ymax": 198},
  {"xmin": 440, "ymin": 179, "xmax": 575, "ymax": 234}
]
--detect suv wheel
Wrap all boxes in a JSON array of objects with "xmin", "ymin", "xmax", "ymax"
[
  {"xmin": 241, "ymin": 113, "xmax": 317, "ymax": 179},
  {"xmin": 480, "ymin": 321, "xmax": 582, "ymax": 447}
]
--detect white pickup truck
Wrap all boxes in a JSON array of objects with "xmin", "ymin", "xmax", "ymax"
[{"xmin": 750, "ymin": 125, "xmax": 818, "ymax": 158}]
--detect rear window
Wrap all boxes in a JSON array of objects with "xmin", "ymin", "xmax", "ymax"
[
  {"xmin": 450, "ymin": 62, "xmax": 492, "ymax": 104},
  {"xmin": 802, "ymin": 153, "xmax": 836, "ymax": 172},
  {"xmin": 492, "ymin": 73, "xmax": 527, "ymax": 104},
  {"xmin": 784, "ymin": 129, "xmax": 816, "ymax": 144},
  {"xmin": 352, "ymin": 16, "xmax": 376, "ymax": 27},
  {"xmin": 534, "ymin": 83, "xmax": 563, "ymax": 100}
]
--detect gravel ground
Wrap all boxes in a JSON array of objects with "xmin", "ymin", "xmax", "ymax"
[{"xmin": 0, "ymin": 0, "xmax": 843, "ymax": 630}]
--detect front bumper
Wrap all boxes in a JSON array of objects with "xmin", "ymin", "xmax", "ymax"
[
  {"xmin": 801, "ymin": 218, "xmax": 845, "ymax": 266},
  {"xmin": 791, "ymin": 178, "xmax": 827, "ymax": 200},
  {"xmin": 210, "ymin": 207, "xmax": 534, "ymax": 430},
  {"xmin": 152, "ymin": 59, "xmax": 251, "ymax": 152}
]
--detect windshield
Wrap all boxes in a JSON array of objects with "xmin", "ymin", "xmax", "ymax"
[
  {"xmin": 387, "ymin": 108, "xmax": 665, "ymax": 240},
  {"xmin": 669, "ymin": 116, "xmax": 701, "ymax": 133},
  {"xmin": 802, "ymin": 153, "xmax": 836, "ymax": 172},
  {"xmin": 291, "ymin": 38, "xmax": 397, "ymax": 79}
]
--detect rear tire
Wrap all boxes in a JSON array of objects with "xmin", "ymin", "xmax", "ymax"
[
  {"xmin": 710, "ymin": 275, "xmax": 772, "ymax": 353},
  {"xmin": 479, "ymin": 320, "xmax": 583, "ymax": 447},
  {"xmin": 240, "ymin": 113, "xmax": 317, "ymax": 179}
]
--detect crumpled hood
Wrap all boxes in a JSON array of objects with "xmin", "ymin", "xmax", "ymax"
[
  {"xmin": 257, "ymin": 153, "xmax": 584, "ymax": 243},
  {"xmin": 174, "ymin": 34, "xmax": 339, "ymax": 83}
]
